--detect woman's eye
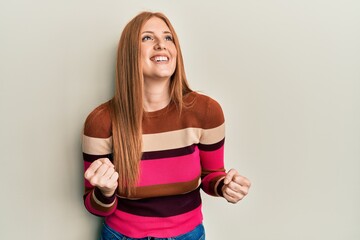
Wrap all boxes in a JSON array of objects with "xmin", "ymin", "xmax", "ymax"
[
  {"xmin": 142, "ymin": 36, "xmax": 152, "ymax": 41},
  {"xmin": 165, "ymin": 35, "xmax": 173, "ymax": 41}
]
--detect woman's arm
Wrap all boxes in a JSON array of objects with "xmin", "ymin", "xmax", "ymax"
[
  {"xmin": 82, "ymin": 103, "xmax": 118, "ymax": 216},
  {"xmin": 199, "ymin": 96, "xmax": 251, "ymax": 202},
  {"xmin": 199, "ymin": 97, "xmax": 227, "ymax": 196}
]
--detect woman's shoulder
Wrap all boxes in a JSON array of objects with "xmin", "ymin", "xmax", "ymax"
[
  {"xmin": 83, "ymin": 101, "xmax": 112, "ymax": 138},
  {"xmin": 185, "ymin": 91, "xmax": 220, "ymax": 105},
  {"xmin": 184, "ymin": 91, "xmax": 224, "ymax": 128},
  {"xmin": 185, "ymin": 91, "xmax": 223, "ymax": 112}
]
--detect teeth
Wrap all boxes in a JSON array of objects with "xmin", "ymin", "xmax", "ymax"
[{"xmin": 154, "ymin": 56, "xmax": 168, "ymax": 62}]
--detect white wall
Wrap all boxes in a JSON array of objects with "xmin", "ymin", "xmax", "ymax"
[{"xmin": 1, "ymin": 0, "xmax": 359, "ymax": 239}]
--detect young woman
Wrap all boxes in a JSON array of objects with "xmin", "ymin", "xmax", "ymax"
[{"xmin": 82, "ymin": 12, "xmax": 251, "ymax": 240}]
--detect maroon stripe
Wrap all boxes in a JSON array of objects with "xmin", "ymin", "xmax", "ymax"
[
  {"xmin": 94, "ymin": 187, "xmax": 116, "ymax": 204},
  {"xmin": 83, "ymin": 153, "xmax": 113, "ymax": 162},
  {"xmin": 198, "ymin": 138, "xmax": 225, "ymax": 151},
  {"xmin": 141, "ymin": 145, "xmax": 196, "ymax": 160},
  {"xmin": 117, "ymin": 188, "xmax": 201, "ymax": 217}
]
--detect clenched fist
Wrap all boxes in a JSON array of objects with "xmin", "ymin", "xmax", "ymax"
[
  {"xmin": 222, "ymin": 168, "xmax": 251, "ymax": 204},
  {"xmin": 84, "ymin": 158, "xmax": 119, "ymax": 197}
]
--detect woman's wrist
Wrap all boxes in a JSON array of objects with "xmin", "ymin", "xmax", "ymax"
[{"xmin": 94, "ymin": 187, "xmax": 116, "ymax": 202}]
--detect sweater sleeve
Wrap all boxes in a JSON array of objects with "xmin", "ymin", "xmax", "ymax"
[
  {"xmin": 82, "ymin": 103, "xmax": 118, "ymax": 216},
  {"xmin": 199, "ymin": 97, "xmax": 226, "ymax": 197}
]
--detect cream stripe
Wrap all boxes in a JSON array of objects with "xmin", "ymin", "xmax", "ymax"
[
  {"xmin": 142, "ymin": 124, "xmax": 225, "ymax": 152},
  {"xmin": 214, "ymin": 176, "xmax": 226, "ymax": 196},
  {"xmin": 143, "ymin": 128, "xmax": 201, "ymax": 152},
  {"xmin": 200, "ymin": 123, "xmax": 225, "ymax": 145},
  {"xmin": 82, "ymin": 123, "xmax": 224, "ymax": 154},
  {"xmin": 82, "ymin": 135, "xmax": 112, "ymax": 155},
  {"xmin": 92, "ymin": 191, "xmax": 116, "ymax": 208}
]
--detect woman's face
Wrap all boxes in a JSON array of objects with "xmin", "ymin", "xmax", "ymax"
[{"xmin": 140, "ymin": 17, "xmax": 177, "ymax": 82}]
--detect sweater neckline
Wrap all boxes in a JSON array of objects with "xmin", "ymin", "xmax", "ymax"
[
  {"xmin": 143, "ymin": 100, "xmax": 175, "ymax": 118},
  {"xmin": 142, "ymin": 92, "xmax": 196, "ymax": 118}
]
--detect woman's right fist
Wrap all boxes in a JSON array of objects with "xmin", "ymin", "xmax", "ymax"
[{"xmin": 84, "ymin": 158, "xmax": 119, "ymax": 197}]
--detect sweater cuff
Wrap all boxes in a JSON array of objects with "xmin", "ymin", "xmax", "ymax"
[
  {"xmin": 94, "ymin": 187, "xmax": 116, "ymax": 204},
  {"xmin": 215, "ymin": 177, "xmax": 225, "ymax": 197}
]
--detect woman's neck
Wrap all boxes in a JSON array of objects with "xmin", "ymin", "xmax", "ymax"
[{"xmin": 143, "ymin": 79, "xmax": 170, "ymax": 112}]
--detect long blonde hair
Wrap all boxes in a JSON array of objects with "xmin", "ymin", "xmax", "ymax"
[{"xmin": 109, "ymin": 12, "xmax": 192, "ymax": 196}]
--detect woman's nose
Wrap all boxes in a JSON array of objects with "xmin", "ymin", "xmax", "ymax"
[{"xmin": 154, "ymin": 39, "xmax": 166, "ymax": 50}]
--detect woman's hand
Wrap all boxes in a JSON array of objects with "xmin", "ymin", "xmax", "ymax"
[
  {"xmin": 84, "ymin": 158, "xmax": 119, "ymax": 197},
  {"xmin": 222, "ymin": 169, "xmax": 251, "ymax": 203}
]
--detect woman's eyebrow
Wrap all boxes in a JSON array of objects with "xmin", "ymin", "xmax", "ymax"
[
  {"xmin": 142, "ymin": 31, "xmax": 154, "ymax": 34},
  {"xmin": 141, "ymin": 30, "xmax": 172, "ymax": 34}
]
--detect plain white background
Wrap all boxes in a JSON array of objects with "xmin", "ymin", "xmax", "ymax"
[{"xmin": 1, "ymin": 0, "xmax": 359, "ymax": 239}]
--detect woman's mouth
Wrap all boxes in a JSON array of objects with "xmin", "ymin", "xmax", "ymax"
[{"xmin": 150, "ymin": 56, "xmax": 169, "ymax": 62}]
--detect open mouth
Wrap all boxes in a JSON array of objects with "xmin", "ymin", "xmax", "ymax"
[{"xmin": 151, "ymin": 56, "xmax": 169, "ymax": 62}]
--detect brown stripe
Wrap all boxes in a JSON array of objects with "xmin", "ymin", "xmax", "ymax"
[
  {"xmin": 83, "ymin": 92, "xmax": 224, "ymax": 139},
  {"xmin": 83, "ymin": 102, "xmax": 112, "ymax": 138},
  {"xmin": 142, "ymin": 92, "xmax": 224, "ymax": 134},
  {"xmin": 84, "ymin": 190, "xmax": 116, "ymax": 213},
  {"xmin": 90, "ymin": 195, "xmax": 114, "ymax": 213},
  {"xmin": 122, "ymin": 177, "xmax": 201, "ymax": 199}
]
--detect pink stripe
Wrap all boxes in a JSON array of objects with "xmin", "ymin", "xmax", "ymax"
[
  {"xmin": 138, "ymin": 149, "xmax": 201, "ymax": 186},
  {"xmin": 199, "ymin": 145, "xmax": 224, "ymax": 169},
  {"xmin": 106, "ymin": 205, "xmax": 203, "ymax": 238},
  {"xmin": 84, "ymin": 161, "xmax": 92, "ymax": 169}
]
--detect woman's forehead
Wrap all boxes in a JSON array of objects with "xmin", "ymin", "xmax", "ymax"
[{"xmin": 141, "ymin": 17, "xmax": 171, "ymax": 33}]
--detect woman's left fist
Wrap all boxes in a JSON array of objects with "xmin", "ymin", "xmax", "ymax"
[{"xmin": 222, "ymin": 168, "xmax": 251, "ymax": 203}]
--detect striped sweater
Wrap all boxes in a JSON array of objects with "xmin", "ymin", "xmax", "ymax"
[{"xmin": 82, "ymin": 91, "xmax": 226, "ymax": 238}]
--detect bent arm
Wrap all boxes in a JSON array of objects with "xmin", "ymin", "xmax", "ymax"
[
  {"xmin": 199, "ymin": 97, "xmax": 227, "ymax": 196},
  {"xmin": 82, "ymin": 103, "xmax": 118, "ymax": 216}
]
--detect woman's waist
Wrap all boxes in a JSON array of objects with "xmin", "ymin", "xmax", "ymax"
[{"xmin": 115, "ymin": 187, "xmax": 202, "ymax": 218}]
